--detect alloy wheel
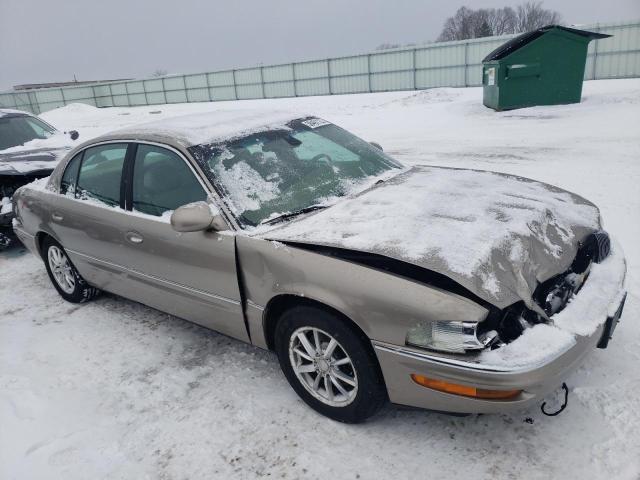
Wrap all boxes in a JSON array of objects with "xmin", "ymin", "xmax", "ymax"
[
  {"xmin": 47, "ymin": 245, "xmax": 76, "ymax": 294},
  {"xmin": 288, "ymin": 326, "xmax": 358, "ymax": 407}
]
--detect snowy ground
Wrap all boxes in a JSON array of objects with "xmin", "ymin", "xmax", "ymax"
[{"xmin": 1, "ymin": 79, "xmax": 639, "ymax": 479}]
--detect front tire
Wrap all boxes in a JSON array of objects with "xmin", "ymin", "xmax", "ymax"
[
  {"xmin": 275, "ymin": 305, "xmax": 387, "ymax": 423},
  {"xmin": 43, "ymin": 236, "xmax": 100, "ymax": 303}
]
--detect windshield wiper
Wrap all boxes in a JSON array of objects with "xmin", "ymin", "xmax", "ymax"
[{"xmin": 262, "ymin": 205, "xmax": 327, "ymax": 226}]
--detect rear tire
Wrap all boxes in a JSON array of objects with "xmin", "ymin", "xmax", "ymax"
[
  {"xmin": 274, "ymin": 305, "xmax": 387, "ymax": 423},
  {"xmin": 42, "ymin": 236, "xmax": 100, "ymax": 303}
]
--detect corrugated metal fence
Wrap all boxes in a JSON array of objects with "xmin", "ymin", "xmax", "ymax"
[{"xmin": 2, "ymin": 20, "xmax": 638, "ymax": 114}]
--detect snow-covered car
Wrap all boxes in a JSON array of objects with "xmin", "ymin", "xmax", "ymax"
[
  {"xmin": 0, "ymin": 109, "xmax": 78, "ymax": 246},
  {"xmin": 12, "ymin": 111, "xmax": 627, "ymax": 423}
]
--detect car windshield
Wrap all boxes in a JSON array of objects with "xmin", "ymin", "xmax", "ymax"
[
  {"xmin": 0, "ymin": 114, "xmax": 56, "ymax": 150},
  {"xmin": 189, "ymin": 118, "xmax": 401, "ymax": 227}
]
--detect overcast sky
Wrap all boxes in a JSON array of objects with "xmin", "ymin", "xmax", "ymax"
[{"xmin": 1, "ymin": 0, "xmax": 638, "ymax": 90}]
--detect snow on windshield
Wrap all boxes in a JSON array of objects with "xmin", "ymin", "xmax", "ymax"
[{"xmin": 212, "ymin": 150, "xmax": 281, "ymax": 213}]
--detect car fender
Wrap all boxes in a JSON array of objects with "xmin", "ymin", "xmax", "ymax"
[{"xmin": 235, "ymin": 235, "xmax": 489, "ymax": 349}]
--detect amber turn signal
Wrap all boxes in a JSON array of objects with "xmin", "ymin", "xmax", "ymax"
[{"xmin": 410, "ymin": 374, "xmax": 521, "ymax": 400}]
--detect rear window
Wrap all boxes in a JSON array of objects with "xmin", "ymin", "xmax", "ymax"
[
  {"xmin": 76, "ymin": 144, "xmax": 128, "ymax": 207},
  {"xmin": 60, "ymin": 152, "xmax": 82, "ymax": 196}
]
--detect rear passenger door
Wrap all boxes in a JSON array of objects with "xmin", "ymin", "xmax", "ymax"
[
  {"xmin": 118, "ymin": 142, "xmax": 247, "ymax": 341},
  {"xmin": 50, "ymin": 142, "xmax": 134, "ymax": 293}
]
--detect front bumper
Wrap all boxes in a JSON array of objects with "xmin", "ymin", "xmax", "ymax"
[
  {"xmin": 373, "ymin": 324, "xmax": 606, "ymax": 413},
  {"xmin": 1, "ymin": 197, "xmax": 13, "ymax": 228},
  {"xmin": 373, "ymin": 243, "xmax": 627, "ymax": 414},
  {"xmin": 0, "ymin": 212, "xmax": 13, "ymax": 229}
]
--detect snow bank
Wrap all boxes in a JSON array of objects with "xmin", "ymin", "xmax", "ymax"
[{"xmin": 38, "ymin": 102, "xmax": 99, "ymax": 125}]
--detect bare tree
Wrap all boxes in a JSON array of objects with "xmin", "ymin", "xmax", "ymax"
[
  {"xmin": 151, "ymin": 69, "xmax": 168, "ymax": 78},
  {"xmin": 437, "ymin": 2, "xmax": 560, "ymax": 42},
  {"xmin": 437, "ymin": 7, "xmax": 476, "ymax": 42},
  {"xmin": 477, "ymin": 20, "xmax": 493, "ymax": 38},
  {"xmin": 516, "ymin": 1, "xmax": 562, "ymax": 32},
  {"xmin": 487, "ymin": 7, "xmax": 518, "ymax": 35}
]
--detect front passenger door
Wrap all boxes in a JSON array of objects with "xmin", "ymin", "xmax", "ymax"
[{"xmin": 119, "ymin": 143, "xmax": 247, "ymax": 342}]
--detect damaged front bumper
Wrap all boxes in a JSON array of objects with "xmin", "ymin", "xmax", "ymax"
[
  {"xmin": 372, "ymin": 242, "xmax": 627, "ymax": 414},
  {"xmin": 1, "ymin": 197, "xmax": 13, "ymax": 228}
]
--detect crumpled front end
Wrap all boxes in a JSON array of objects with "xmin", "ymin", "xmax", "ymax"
[
  {"xmin": 263, "ymin": 165, "xmax": 603, "ymax": 311},
  {"xmin": 372, "ymin": 237, "xmax": 627, "ymax": 413},
  {"xmin": 0, "ymin": 148, "xmax": 67, "ymax": 240}
]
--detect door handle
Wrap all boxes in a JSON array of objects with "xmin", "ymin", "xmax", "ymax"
[
  {"xmin": 125, "ymin": 231, "xmax": 144, "ymax": 244},
  {"xmin": 51, "ymin": 212, "xmax": 63, "ymax": 222}
]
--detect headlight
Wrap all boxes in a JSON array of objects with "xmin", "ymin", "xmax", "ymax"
[{"xmin": 406, "ymin": 321, "xmax": 497, "ymax": 354}]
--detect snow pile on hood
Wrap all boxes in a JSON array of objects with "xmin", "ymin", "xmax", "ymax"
[
  {"xmin": 264, "ymin": 166, "xmax": 601, "ymax": 308},
  {"xmin": 479, "ymin": 241, "xmax": 626, "ymax": 369},
  {"xmin": 0, "ymin": 132, "xmax": 73, "ymax": 175}
]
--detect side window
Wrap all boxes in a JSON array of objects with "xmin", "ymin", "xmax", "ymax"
[
  {"xmin": 60, "ymin": 152, "xmax": 82, "ymax": 196},
  {"xmin": 132, "ymin": 144, "xmax": 207, "ymax": 217},
  {"xmin": 76, "ymin": 143, "xmax": 128, "ymax": 207}
]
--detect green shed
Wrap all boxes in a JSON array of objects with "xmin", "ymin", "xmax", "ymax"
[{"xmin": 482, "ymin": 25, "xmax": 611, "ymax": 111}]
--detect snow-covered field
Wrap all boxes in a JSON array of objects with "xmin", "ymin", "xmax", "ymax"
[{"xmin": 1, "ymin": 79, "xmax": 639, "ymax": 479}]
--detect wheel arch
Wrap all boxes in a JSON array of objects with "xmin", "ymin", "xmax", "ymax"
[
  {"xmin": 264, "ymin": 293, "xmax": 389, "ymax": 418},
  {"xmin": 34, "ymin": 231, "xmax": 50, "ymax": 259},
  {"xmin": 262, "ymin": 294, "xmax": 373, "ymax": 355}
]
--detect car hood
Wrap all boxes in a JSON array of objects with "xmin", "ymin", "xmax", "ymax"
[
  {"xmin": 258, "ymin": 166, "xmax": 602, "ymax": 310},
  {"xmin": 0, "ymin": 147, "xmax": 70, "ymax": 176}
]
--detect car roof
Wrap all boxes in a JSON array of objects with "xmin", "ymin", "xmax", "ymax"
[
  {"xmin": 0, "ymin": 108, "xmax": 32, "ymax": 118},
  {"xmin": 93, "ymin": 110, "xmax": 308, "ymax": 149}
]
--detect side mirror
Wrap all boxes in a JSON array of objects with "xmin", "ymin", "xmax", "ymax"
[
  {"xmin": 370, "ymin": 142, "xmax": 383, "ymax": 151},
  {"xmin": 68, "ymin": 130, "xmax": 79, "ymax": 141},
  {"xmin": 170, "ymin": 201, "xmax": 228, "ymax": 232}
]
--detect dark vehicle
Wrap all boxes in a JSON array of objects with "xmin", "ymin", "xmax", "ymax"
[{"xmin": 0, "ymin": 109, "xmax": 78, "ymax": 246}]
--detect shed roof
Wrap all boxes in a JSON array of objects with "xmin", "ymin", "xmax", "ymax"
[{"xmin": 483, "ymin": 25, "xmax": 611, "ymax": 62}]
